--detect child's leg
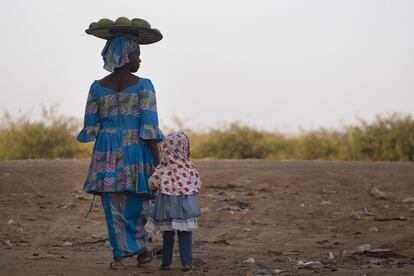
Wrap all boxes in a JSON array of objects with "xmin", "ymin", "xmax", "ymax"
[
  {"xmin": 162, "ymin": 231, "xmax": 175, "ymax": 267},
  {"xmin": 177, "ymin": 231, "xmax": 192, "ymax": 267}
]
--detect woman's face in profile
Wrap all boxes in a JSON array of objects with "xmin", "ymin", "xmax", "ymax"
[{"xmin": 128, "ymin": 48, "xmax": 141, "ymax": 72}]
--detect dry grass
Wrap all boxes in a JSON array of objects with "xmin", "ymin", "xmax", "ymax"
[{"xmin": 0, "ymin": 109, "xmax": 413, "ymax": 161}]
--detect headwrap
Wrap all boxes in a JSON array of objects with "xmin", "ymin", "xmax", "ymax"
[
  {"xmin": 101, "ymin": 36, "xmax": 140, "ymax": 72},
  {"xmin": 151, "ymin": 131, "xmax": 201, "ymax": 195}
]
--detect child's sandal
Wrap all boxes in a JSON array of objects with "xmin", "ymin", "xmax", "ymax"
[
  {"xmin": 182, "ymin": 265, "xmax": 193, "ymax": 272},
  {"xmin": 159, "ymin": 264, "xmax": 171, "ymax": 270}
]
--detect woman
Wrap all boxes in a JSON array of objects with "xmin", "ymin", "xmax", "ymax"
[{"xmin": 77, "ymin": 35, "xmax": 163, "ymax": 269}]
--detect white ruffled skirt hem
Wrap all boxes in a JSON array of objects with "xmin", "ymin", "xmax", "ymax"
[{"xmin": 145, "ymin": 217, "xmax": 198, "ymax": 233}]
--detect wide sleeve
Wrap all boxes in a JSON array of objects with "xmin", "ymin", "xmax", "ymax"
[
  {"xmin": 138, "ymin": 79, "xmax": 164, "ymax": 142},
  {"xmin": 77, "ymin": 82, "xmax": 100, "ymax": 143}
]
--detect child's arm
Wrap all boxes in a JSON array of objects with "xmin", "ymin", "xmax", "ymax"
[{"xmin": 145, "ymin": 140, "xmax": 160, "ymax": 168}]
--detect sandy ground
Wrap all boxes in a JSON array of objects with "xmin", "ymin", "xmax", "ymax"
[{"xmin": 0, "ymin": 159, "xmax": 414, "ymax": 276}]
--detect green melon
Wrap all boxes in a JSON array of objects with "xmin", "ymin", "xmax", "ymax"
[
  {"xmin": 115, "ymin": 17, "xmax": 131, "ymax": 26},
  {"xmin": 89, "ymin": 22, "xmax": 98, "ymax": 29},
  {"xmin": 97, "ymin": 18, "xmax": 115, "ymax": 26},
  {"xmin": 131, "ymin": 18, "xmax": 151, "ymax": 28}
]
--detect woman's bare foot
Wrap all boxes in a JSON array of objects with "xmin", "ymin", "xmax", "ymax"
[
  {"xmin": 109, "ymin": 260, "xmax": 126, "ymax": 270},
  {"xmin": 136, "ymin": 248, "xmax": 154, "ymax": 265}
]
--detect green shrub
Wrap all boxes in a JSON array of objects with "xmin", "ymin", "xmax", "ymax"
[
  {"xmin": 0, "ymin": 107, "xmax": 91, "ymax": 160},
  {"xmin": 188, "ymin": 113, "xmax": 414, "ymax": 161},
  {"xmin": 0, "ymin": 109, "xmax": 412, "ymax": 161}
]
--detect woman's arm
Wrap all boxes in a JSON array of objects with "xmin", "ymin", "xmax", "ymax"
[
  {"xmin": 145, "ymin": 139, "xmax": 160, "ymax": 167},
  {"xmin": 139, "ymin": 79, "xmax": 164, "ymax": 165}
]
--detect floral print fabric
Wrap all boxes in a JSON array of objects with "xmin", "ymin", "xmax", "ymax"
[
  {"xmin": 150, "ymin": 132, "xmax": 201, "ymax": 195},
  {"xmin": 101, "ymin": 193, "xmax": 150, "ymax": 258},
  {"xmin": 77, "ymin": 78, "xmax": 164, "ymax": 194},
  {"xmin": 101, "ymin": 36, "xmax": 140, "ymax": 72}
]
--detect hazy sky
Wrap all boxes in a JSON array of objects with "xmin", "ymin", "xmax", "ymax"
[{"xmin": 0, "ymin": 0, "xmax": 413, "ymax": 132}]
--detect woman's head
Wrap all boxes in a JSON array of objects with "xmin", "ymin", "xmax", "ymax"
[
  {"xmin": 127, "ymin": 47, "xmax": 141, "ymax": 72},
  {"xmin": 101, "ymin": 36, "xmax": 141, "ymax": 72}
]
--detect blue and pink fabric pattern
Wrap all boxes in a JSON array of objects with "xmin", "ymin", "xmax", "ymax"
[
  {"xmin": 101, "ymin": 193, "xmax": 152, "ymax": 258},
  {"xmin": 77, "ymin": 78, "xmax": 163, "ymax": 195}
]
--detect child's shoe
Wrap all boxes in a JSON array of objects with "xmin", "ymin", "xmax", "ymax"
[
  {"xmin": 182, "ymin": 265, "xmax": 193, "ymax": 272},
  {"xmin": 160, "ymin": 264, "xmax": 171, "ymax": 270}
]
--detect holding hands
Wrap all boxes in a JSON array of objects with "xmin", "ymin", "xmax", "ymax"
[{"xmin": 147, "ymin": 177, "xmax": 158, "ymax": 192}]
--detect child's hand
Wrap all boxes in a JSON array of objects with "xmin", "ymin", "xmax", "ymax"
[{"xmin": 148, "ymin": 178, "xmax": 158, "ymax": 192}]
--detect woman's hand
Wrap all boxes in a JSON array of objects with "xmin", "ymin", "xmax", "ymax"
[{"xmin": 147, "ymin": 178, "xmax": 158, "ymax": 192}]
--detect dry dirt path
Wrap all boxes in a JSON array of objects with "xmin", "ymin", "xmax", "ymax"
[{"xmin": 0, "ymin": 159, "xmax": 413, "ymax": 275}]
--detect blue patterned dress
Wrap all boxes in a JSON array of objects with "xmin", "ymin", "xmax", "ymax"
[{"xmin": 77, "ymin": 77, "xmax": 163, "ymax": 258}]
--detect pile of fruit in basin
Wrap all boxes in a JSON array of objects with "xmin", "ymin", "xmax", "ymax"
[
  {"xmin": 89, "ymin": 17, "xmax": 152, "ymax": 29},
  {"xmin": 86, "ymin": 16, "xmax": 162, "ymax": 44}
]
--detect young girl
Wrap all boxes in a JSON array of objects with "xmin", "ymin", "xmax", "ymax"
[{"xmin": 145, "ymin": 131, "xmax": 201, "ymax": 271}]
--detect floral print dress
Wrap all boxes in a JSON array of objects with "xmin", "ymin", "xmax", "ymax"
[{"xmin": 77, "ymin": 77, "xmax": 163, "ymax": 258}]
